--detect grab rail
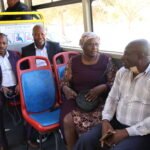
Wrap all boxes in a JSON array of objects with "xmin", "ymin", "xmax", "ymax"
[{"xmin": 0, "ymin": 11, "xmax": 44, "ymax": 24}]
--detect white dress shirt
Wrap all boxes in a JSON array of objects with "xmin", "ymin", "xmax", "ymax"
[
  {"xmin": 102, "ymin": 65, "xmax": 150, "ymax": 136},
  {"xmin": 35, "ymin": 44, "xmax": 48, "ymax": 67},
  {"xmin": 0, "ymin": 51, "xmax": 17, "ymax": 87}
]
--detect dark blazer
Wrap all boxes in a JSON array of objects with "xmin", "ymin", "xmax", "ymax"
[
  {"xmin": 21, "ymin": 41, "xmax": 63, "ymax": 68},
  {"xmin": 0, "ymin": 50, "xmax": 20, "ymax": 90}
]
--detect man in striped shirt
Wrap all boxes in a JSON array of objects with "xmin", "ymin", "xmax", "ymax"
[{"xmin": 73, "ymin": 39, "xmax": 150, "ymax": 150}]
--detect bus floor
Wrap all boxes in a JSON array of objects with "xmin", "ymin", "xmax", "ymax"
[{"xmin": 3, "ymin": 104, "xmax": 67, "ymax": 150}]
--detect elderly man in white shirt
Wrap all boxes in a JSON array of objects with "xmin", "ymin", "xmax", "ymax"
[{"xmin": 73, "ymin": 39, "xmax": 150, "ymax": 150}]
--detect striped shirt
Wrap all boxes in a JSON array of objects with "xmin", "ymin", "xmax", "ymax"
[{"xmin": 102, "ymin": 65, "xmax": 150, "ymax": 136}]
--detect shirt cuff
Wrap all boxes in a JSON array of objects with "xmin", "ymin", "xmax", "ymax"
[
  {"xmin": 102, "ymin": 115, "xmax": 112, "ymax": 121},
  {"xmin": 126, "ymin": 126, "xmax": 138, "ymax": 136},
  {"xmin": 126, "ymin": 124, "xmax": 150, "ymax": 136}
]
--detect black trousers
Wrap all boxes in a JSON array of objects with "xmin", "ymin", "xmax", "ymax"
[
  {"xmin": 0, "ymin": 92, "xmax": 8, "ymax": 147},
  {"xmin": 0, "ymin": 87, "xmax": 37, "ymax": 144}
]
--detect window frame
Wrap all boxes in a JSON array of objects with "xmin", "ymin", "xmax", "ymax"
[{"xmin": 32, "ymin": 0, "xmax": 82, "ymax": 10}]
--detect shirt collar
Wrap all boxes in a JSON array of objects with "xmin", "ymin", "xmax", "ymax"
[{"xmin": 34, "ymin": 42, "xmax": 47, "ymax": 50}]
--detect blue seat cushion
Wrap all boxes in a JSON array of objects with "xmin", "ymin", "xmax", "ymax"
[
  {"xmin": 21, "ymin": 70, "xmax": 56, "ymax": 113},
  {"xmin": 29, "ymin": 109, "xmax": 60, "ymax": 126},
  {"xmin": 58, "ymin": 66, "xmax": 66, "ymax": 79}
]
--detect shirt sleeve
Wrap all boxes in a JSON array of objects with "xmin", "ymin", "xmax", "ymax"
[
  {"xmin": 126, "ymin": 117, "xmax": 150, "ymax": 136},
  {"xmin": 16, "ymin": 52, "xmax": 21, "ymax": 80},
  {"xmin": 102, "ymin": 69, "xmax": 122, "ymax": 121}
]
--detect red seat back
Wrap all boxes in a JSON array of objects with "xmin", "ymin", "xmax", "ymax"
[{"xmin": 52, "ymin": 51, "xmax": 79, "ymax": 103}]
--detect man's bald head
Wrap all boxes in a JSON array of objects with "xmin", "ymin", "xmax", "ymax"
[
  {"xmin": 123, "ymin": 39, "xmax": 150, "ymax": 72},
  {"xmin": 125, "ymin": 39, "xmax": 150, "ymax": 57},
  {"xmin": 32, "ymin": 25, "xmax": 45, "ymax": 35}
]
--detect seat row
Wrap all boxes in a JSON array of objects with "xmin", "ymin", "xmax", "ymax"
[{"xmin": 14, "ymin": 51, "xmax": 79, "ymax": 150}]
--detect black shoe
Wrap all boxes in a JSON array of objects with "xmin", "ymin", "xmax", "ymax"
[
  {"xmin": 27, "ymin": 140, "xmax": 39, "ymax": 149},
  {"xmin": 37, "ymin": 134, "xmax": 48, "ymax": 143}
]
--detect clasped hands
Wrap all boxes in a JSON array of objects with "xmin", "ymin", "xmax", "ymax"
[
  {"xmin": 100, "ymin": 120, "xmax": 129, "ymax": 148},
  {"xmin": 100, "ymin": 130, "xmax": 116, "ymax": 147},
  {"xmin": 2, "ymin": 85, "xmax": 19, "ymax": 98}
]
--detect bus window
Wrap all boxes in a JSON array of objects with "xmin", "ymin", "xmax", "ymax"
[
  {"xmin": 92, "ymin": 0, "xmax": 150, "ymax": 53},
  {"xmin": 32, "ymin": 0, "xmax": 60, "ymax": 5},
  {"xmin": 36, "ymin": 3, "xmax": 84, "ymax": 47}
]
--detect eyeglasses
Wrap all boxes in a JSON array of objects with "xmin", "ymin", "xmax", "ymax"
[{"xmin": 87, "ymin": 43, "xmax": 99, "ymax": 47}]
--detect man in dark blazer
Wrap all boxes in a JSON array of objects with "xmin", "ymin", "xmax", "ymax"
[
  {"xmin": 21, "ymin": 25, "xmax": 63, "ymax": 144},
  {"xmin": 22, "ymin": 24, "xmax": 63, "ymax": 68},
  {"xmin": 0, "ymin": 33, "xmax": 20, "ymax": 150}
]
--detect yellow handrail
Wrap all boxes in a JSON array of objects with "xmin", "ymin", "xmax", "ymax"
[{"xmin": 0, "ymin": 11, "xmax": 44, "ymax": 24}]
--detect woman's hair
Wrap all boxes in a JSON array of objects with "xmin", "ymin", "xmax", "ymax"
[{"xmin": 79, "ymin": 32, "xmax": 100, "ymax": 49}]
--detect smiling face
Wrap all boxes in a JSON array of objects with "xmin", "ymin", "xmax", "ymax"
[
  {"xmin": 0, "ymin": 34, "xmax": 8, "ymax": 57},
  {"xmin": 83, "ymin": 38, "xmax": 100, "ymax": 58},
  {"xmin": 32, "ymin": 25, "xmax": 46, "ymax": 49}
]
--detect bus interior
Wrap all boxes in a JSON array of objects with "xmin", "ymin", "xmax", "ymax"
[{"xmin": 0, "ymin": 0, "xmax": 150, "ymax": 150}]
